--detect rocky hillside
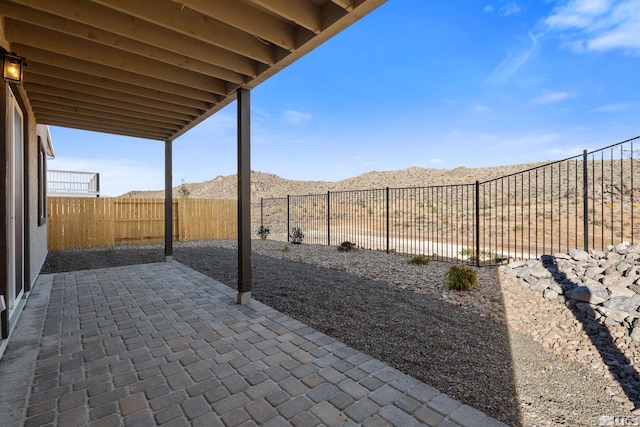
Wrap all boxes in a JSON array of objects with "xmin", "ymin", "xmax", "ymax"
[{"xmin": 121, "ymin": 162, "xmax": 549, "ymax": 200}]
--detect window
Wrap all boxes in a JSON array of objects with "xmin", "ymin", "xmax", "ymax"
[{"xmin": 37, "ymin": 136, "xmax": 46, "ymax": 226}]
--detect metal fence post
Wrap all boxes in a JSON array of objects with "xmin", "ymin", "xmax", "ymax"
[
  {"xmin": 327, "ymin": 191, "xmax": 331, "ymax": 246},
  {"xmin": 583, "ymin": 149, "xmax": 589, "ymax": 252},
  {"xmin": 386, "ymin": 187, "xmax": 390, "ymax": 254},
  {"xmin": 287, "ymin": 195, "xmax": 290, "ymax": 243},
  {"xmin": 260, "ymin": 197, "xmax": 264, "ymax": 229},
  {"xmin": 475, "ymin": 181, "xmax": 480, "ymax": 267}
]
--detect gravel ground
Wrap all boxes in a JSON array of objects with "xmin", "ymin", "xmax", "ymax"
[{"xmin": 41, "ymin": 239, "xmax": 638, "ymax": 426}]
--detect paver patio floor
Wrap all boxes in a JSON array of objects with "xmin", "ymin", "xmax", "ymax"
[{"xmin": 0, "ymin": 262, "xmax": 507, "ymax": 426}]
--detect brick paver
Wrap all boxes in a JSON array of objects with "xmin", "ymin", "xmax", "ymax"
[{"xmin": 0, "ymin": 262, "xmax": 508, "ymax": 427}]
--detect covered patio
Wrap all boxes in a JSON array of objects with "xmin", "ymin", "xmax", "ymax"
[
  {"xmin": 0, "ymin": 261, "xmax": 505, "ymax": 426},
  {"xmin": 0, "ymin": 0, "xmax": 391, "ymax": 312},
  {"xmin": 0, "ymin": 1, "xmax": 505, "ymax": 426}
]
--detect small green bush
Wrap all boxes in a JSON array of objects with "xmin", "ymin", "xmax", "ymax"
[
  {"xmin": 445, "ymin": 265, "xmax": 478, "ymax": 291},
  {"xmin": 409, "ymin": 255, "xmax": 430, "ymax": 265}
]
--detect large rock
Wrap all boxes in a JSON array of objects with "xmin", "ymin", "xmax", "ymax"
[
  {"xmin": 615, "ymin": 243, "xmax": 629, "ymax": 254},
  {"xmin": 616, "ymin": 262, "xmax": 633, "ymax": 273},
  {"xmin": 543, "ymin": 289, "xmax": 559, "ymax": 300},
  {"xmin": 608, "ymin": 285, "xmax": 637, "ymax": 299},
  {"xmin": 531, "ymin": 268, "xmax": 552, "ymax": 279},
  {"xmin": 628, "ymin": 244, "xmax": 640, "ymax": 253},
  {"xmin": 516, "ymin": 268, "xmax": 531, "ymax": 278},
  {"xmin": 568, "ymin": 285, "xmax": 609, "ymax": 305},
  {"xmin": 598, "ymin": 307, "xmax": 631, "ymax": 323},
  {"xmin": 606, "ymin": 252, "xmax": 624, "ymax": 262},
  {"xmin": 585, "ymin": 266, "xmax": 605, "ymax": 278},
  {"xmin": 603, "ymin": 296, "xmax": 640, "ymax": 312},
  {"xmin": 569, "ymin": 249, "xmax": 590, "ymax": 261}
]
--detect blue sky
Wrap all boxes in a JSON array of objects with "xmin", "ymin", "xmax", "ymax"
[{"xmin": 48, "ymin": 0, "xmax": 640, "ymax": 196}]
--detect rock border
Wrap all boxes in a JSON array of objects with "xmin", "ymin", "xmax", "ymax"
[{"xmin": 500, "ymin": 243, "xmax": 640, "ymax": 342}]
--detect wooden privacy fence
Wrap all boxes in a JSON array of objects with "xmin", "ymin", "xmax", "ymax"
[{"xmin": 47, "ymin": 197, "xmax": 237, "ymax": 250}]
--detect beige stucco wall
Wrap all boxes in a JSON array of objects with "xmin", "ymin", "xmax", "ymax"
[{"xmin": 28, "ymin": 112, "xmax": 49, "ymax": 285}]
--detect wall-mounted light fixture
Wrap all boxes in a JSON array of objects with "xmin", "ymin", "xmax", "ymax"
[{"xmin": 2, "ymin": 51, "xmax": 26, "ymax": 84}]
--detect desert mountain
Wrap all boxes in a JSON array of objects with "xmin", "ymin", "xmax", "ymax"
[{"xmin": 120, "ymin": 162, "xmax": 548, "ymax": 200}]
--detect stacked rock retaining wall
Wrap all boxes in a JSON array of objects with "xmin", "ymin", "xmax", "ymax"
[{"xmin": 500, "ymin": 243, "xmax": 640, "ymax": 342}]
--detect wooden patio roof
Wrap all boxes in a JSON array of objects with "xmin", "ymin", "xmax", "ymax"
[{"xmin": 1, "ymin": 0, "xmax": 386, "ymax": 141}]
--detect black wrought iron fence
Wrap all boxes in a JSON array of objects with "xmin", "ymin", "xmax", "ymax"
[{"xmin": 256, "ymin": 136, "xmax": 640, "ymax": 265}]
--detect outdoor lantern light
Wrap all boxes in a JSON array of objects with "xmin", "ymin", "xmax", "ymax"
[{"xmin": 2, "ymin": 52, "xmax": 26, "ymax": 84}]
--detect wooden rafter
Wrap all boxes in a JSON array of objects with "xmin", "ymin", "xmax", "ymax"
[{"xmin": 0, "ymin": 0, "xmax": 386, "ymax": 141}]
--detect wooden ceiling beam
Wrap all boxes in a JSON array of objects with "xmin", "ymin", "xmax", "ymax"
[
  {"xmin": 35, "ymin": 114, "xmax": 173, "ymax": 140},
  {"xmin": 5, "ymin": 20, "xmax": 230, "ymax": 95},
  {"xmin": 34, "ymin": 107, "xmax": 181, "ymax": 137},
  {"xmin": 2, "ymin": 0, "xmax": 258, "ymax": 77},
  {"xmin": 25, "ymin": 75, "xmax": 204, "ymax": 117},
  {"xmin": 26, "ymin": 62, "xmax": 212, "ymax": 111},
  {"xmin": 92, "ymin": 0, "xmax": 278, "ymax": 65},
  {"xmin": 330, "ymin": 0, "xmax": 354, "ymax": 11},
  {"xmin": 14, "ymin": 45, "xmax": 219, "ymax": 103},
  {"xmin": 0, "ymin": 4, "xmax": 246, "ymax": 85},
  {"xmin": 34, "ymin": 109, "xmax": 180, "ymax": 137},
  {"xmin": 24, "ymin": 83, "xmax": 199, "ymax": 121},
  {"xmin": 0, "ymin": 0, "xmax": 387, "ymax": 142},
  {"xmin": 177, "ymin": 0, "xmax": 297, "ymax": 51},
  {"xmin": 29, "ymin": 92, "xmax": 193, "ymax": 126},
  {"xmin": 248, "ymin": 0, "xmax": 322, "ymax": 33}
]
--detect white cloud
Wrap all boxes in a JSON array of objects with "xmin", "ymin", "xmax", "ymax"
[
  {"xmin": 500, "ymin": 2, "xmax": 523, "ymax": 15},
  {"xmin": 472, "ymin": 103, "xmax": 492, "ymax": 113},
  {"xmin": 591, "ymin": 102, "xmax": 634, "ymax": 111},
  {"xmin": 486, "ymin": 32, "xmax": 540, "ymax": 84},
  {"xmin": 545, "ymin": 0, "xmax": 611, "ymax": 27},
  {"xmin": 445, "ymin": 130, "xmax": 563, "ymax": 149},
  {"xmin": 429, "ymin": 158, "xmax": 445, "ymax": 165},
  {"xmin": 484, "ymin": 4, "xmax": 495, "ymax": 12},
  {"xmin": 546, "ymin": 145, "xmax": 586, "ymax": 157},
  {"xmin": 354, "ymin": 156, "xmax": 373, "ymax": 165},
  {"xmin": 280, "ymin": 109, "xmax": 312, "ymax": 125},
  {"xmin": 499, "ymin": 132, "xmax": 564, "ymax": 148},
  {"xmin": 544, "ymin": 0, "xmax": 640, "ymax": 54},
  {"xmin": 532, "ymin": 90, "xmax": 573, "ymax": 104}
]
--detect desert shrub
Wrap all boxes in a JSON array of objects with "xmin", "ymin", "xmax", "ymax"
[
  {"xmin": 409, "ymin": 255, "xmax": 430, "ymax": 265},
  {"xmin": 289, "ymin": 226, "xmax": 304, "ymax": 244},
  {"xmin": 256, "ymin": 226, "xmax": 270, "ymax": 240},
  {"xmin": 445, "ymin": 264, "xmax": 478, "ymax": 291},
  {"xmin": 282, "ymin": 244, "xmax": 289, "ymax": 252},
  {"xmin": 178, "ymin": 179, "xmax": 191, "ymax": 198},
  {"xmin": 337, "ymin": 241, "xmax": 357, "ymax": 251}
]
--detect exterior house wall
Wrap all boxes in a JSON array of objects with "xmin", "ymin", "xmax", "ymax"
[
  {"xmin": 29, "ymin": 120, "xmax": 48, "ymax": 285},
  {"xmin": 0, "ymin": 16, "xmax": 50, "ymax": 351}
]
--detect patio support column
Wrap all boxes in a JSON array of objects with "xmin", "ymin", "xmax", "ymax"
[
  {"xmin": 237, "ymin": 88, "xmax": 251, "ymax": 304},
  {"xmin": 164, "ymin": 140, "xmax": 173, "ymax": 262}
]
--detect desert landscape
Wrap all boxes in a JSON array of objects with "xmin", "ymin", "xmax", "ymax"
[
  {"xmin": 121, "ymin": 162, "xmax": 550, "ymax": 200},
  {"xmin": 121, "ymin": 153, "xmax": 640, "ymax": 264}
]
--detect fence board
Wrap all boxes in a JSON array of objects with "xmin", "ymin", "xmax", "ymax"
[{"xmin": 48, "ymin": 197, "xmax": 237, "ymax": 250}]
